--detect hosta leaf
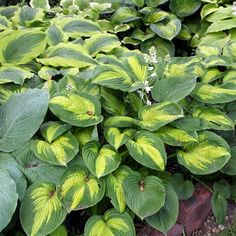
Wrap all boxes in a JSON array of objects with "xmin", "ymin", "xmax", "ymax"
[
  {"xmin": 58, "ymin": 165, "xmax": 105, "ymax": 211},
  {"xmin": 170, "ymin": 173, "xmax": 194, "ymax": 200},
  {"xmin": 0, "ymin": 30, "xmax": 46, "ymax": 65},
  {"xmin": 49, "ymin": 92, "xmax": 103, "ymax": 127},
  {"xmin": 82, "ymin": 141, "xmax": 121, "ymax": 178},
  {"xmin": 107, "ymin": 165, "xmax": 132, "ymax": 213},
  {"xmin": 32, "ymin": 132, "xmax": 79, "ymax": 166},
  {"xmin": 155, "ymin": 126, "xmax": 198, "ymax": 146},
  {"xmin": 84, "ymin": 209, "xmax": 135, "ymax": 236},
  {"xmin": 0, "ymin": 89, "xmax": 49, "ymax": 152},
  {"xmin": 0, "ymin": 153, "xmax": 27, "ymax": 201},
  {"xmin": 138, "ymin": 102, "xmax": 184, "ymax": 131},
  {"xmin": 177, "ymin": 131, "xmax": 231, "ymax": 175},
  {"xmin": 111, "ymin": 7, "xmax": 140, "ymax": 24},
  {"xmin": 84, "ymin": 33, "xmax": 121, "ymax": 56},
  {"xmin": 221, "ymin": 146, "xmax": 236, "ymax": 175},
  {"xmin": 0, "ymin": 66, "xmax": 33, "ymax": 85},
  {"xmin": 152, "ymin": 76, "xmax": 196, "ymax": 102},
  {"xmin": 46, "ymin": 25, "xmax": 68, "ymax": 46},
  {"xmin": 126, "ymin": 130, "xmax": 167, "ymax": 171},
  {"xmin": 192, "ymin": 106, "xmax": 234, "ymax": 131},
  {"xmin": 74, "ymin": 126, "xmax": 98, "ymax": 147},
  {"xmin": 212, "ymin": 192, "xmax": 227, "ymax": 224},
  {"xmin": 0, "ymin": 171, "xmax": 18, "ymax": 232},
  {"xmin": 40, "ymin": 121, "xmax": 71, "ymax": 143},
  {"xmin": 37, "ymin": 43, "xmax": 97, "ymax": 68},
  {"xmin": 169, "ymin": 0, "xmax": 201, "ymax": 17},
  {"xmin": 141, "ymin": 37, "xmax": 175, "ymax": 58},
  {"xmin": 92, "ymin": 56, "xmax": 146, "ymax": 92},
  {"xmin": 172, "ymin": 117, "xmax": 204, "ymax": 131},
  {"xmin": 50, "ymin": 225, "xmax": 67, "ymax": 236},
  {"xmin": 13, "ymin": 141, "xmax": 66, "ymax": 184},
  {"xmin": 207, "ymin": 18, "xmax": 236, "ymax": 33},
  {"xmin": 101, "ymin": 88, "xmax": 128, "ymax": 116},
  {"xmin": 150, "ymin": 17, "xmax": 181, "ymax": 41},
  {"xmin": 104, "ymin": 116, "xmax": 138, "ymax": 128},
  {"xmin": 197, "ymin": 45, "xmax": 221, "ymax": 58},
  {"xmin": 146, "ymin": 0, "xmax": 168, "ymax": 7},
  {"xmin": 30, "ymin": 0, "xmax": 50, "ymax": 9},
  {"xmin": 12, "ymin": 6, "xmax": 44, "ymax": 26},
  {"xmin": 55, "ymin": 17, "xmax": 101, "ymax": 37},
  {"xmin": 104, "ymin": 127, "xmax": 136, "ymax": 150},
  {"xmin": 20, "ymin": 182, "xmax": 67, "ymax": 236},
  {"xmin": 194, "ymin": 82, "xmax": 236, "ymax": 104},
  {"xmin": 123, "ymin": 171, "xmax": 166, "ymax": 219},
  {"xmin": 146, "ymin": 183, "xmax": 179, "ymax": 234}
]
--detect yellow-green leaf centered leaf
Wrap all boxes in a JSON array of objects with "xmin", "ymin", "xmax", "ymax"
[
  {"xmin": 177, "ymin": 131, "xmax": 231, "ymax": 175},
  {"xmin": 126, "ymin": 130, "xmax": 167, "ymax": 171},
  {"xmin": 20, "ymin": 182, "xmax": 67, "ymax": 236},
  {"xmin": 58, "ymin": 165, "xmax": 105, "ymax": 211},
  {"xmin": 31, "ymin": 132, "xmax": 79, "ymax": 166},
  {"xmin": 138, "ymin": 102, "xmax": 184, "ymax": 131},
  {"xmin": 84, "ymin": 208, "xmax": 135, "ymax": 236},
  {"xmin": 82, "ymin": 141, "xmax": 121, "ymax": 178},
  {"xmin": 49, "ymin": 92, "xmax": 103, "ymax": 127}
]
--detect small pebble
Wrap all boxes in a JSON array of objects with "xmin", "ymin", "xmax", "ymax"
[
  {"xmin": 225, "ymin": 216, "xmax": 229, "ymax": 221},
  {"xmin": 218, "ymin": 224, "xmax": 225, "ymax": 231}
]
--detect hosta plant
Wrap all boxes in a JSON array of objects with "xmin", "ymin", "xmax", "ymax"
[{"xmin": 0, "ymin": 0, "xmax": 236, "ymax": 235}]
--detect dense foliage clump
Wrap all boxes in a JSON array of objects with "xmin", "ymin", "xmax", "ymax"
[{"xmin": 0, "ymin": 0, "xmax": 236, "ymax": 235}]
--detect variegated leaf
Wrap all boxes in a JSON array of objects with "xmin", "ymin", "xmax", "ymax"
[
  {"xmin": 82, "ymin": 141, "xmax": 121, "ymax": 178},
  {"xmin": 126, "ymin": 130, "xmax": 167, "ymax": 171},
  {"xmin": 58, "ymin": 165, "xmax": 105, "ymax": 211}
]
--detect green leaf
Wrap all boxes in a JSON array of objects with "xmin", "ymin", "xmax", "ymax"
[
  {"xmin": 123, "ymin": 171, "xmax": 166, "ymax": 219},
  {"xmin": 92, "ymin": 56, "xmax": 147, "ymax": 92},
  {"xmin": 55, "ymin": 17, "xmax": 102, "ymax": 38},
  {"xmin": 126, "ymin": 130, "xmax": 167, "ymax": 171},
  {"xmin": 50, "ymin": 225, "xmax": 67, "ymax": 236},
  {"xmin": 49, "ymin": 92, "xmax": 103, "ymax": 127},
  {"xmin": 0, "ymin": 171, "xmax": 18, "ymax": 232},
  {"xmin": 192, "ymin": 106, "xmax": 234, "ymax": 131},
  {"xmin": 30, "ymin": 0, "xmax": 50, "ymax": 9},
  {"xmin": 84, "ymin": 209, "xmax": 135, "ymax": 236},
  {"xmin": 82, "ymin": 141, "xmax": 121, "ymax": 178},
  {"xmin": 0, "ymin": 152, "xmax": 27, "ymax": 201},
  {"xmin": 13, "ymin": 141, "xmax": 66, "ymax": 184},
  {"xmin": 150, "ymin": 16, "xmax": 181, "ymax": 41},
  {"xmin": 84, "ymin": 33, "xmax": 121, "ymax": 56},
  {"xmin": 104, "ymin": 116, "xmax": 139, "ymax": 128},
  {"xmin": 146, "ymin": 0, "xmax": 168, "ymax": 7},
  {"xmin": 194, "ymin": 82, "xmax": 236, "ymax": 104},
  {"xmin": 58, "ymin": 165, "xmax": 105, "ymax": 211},
  {"xmin": 46, "ymin": 25, "xmax": 68, "ymax": 46},
  {"xmin": 37, "ymin": 43, "xmax": 97, "ymax": 68},
  {"xmin": 138, "ymin": 102, "xmax": 184, "ymax": 131},
  {"xmin": 212, "ymin": 193, "xmax": 227, "ymax": 224},
  {"xmin": 0, "ymin": 66, "xmax": 33, "ymax": 85},
  {"xmin": 170, "ymin": 173, "xmax": 194, "ymax": 200},
  {"xmin": 146, "ymin": 183, "xmax": 179, "ymax": 234},
  {"xmin": 155, "ymin": 126, "xmax": 198, "ymax": 146},
  {"xmin": 40, "ymin": 121, "xmax": 72, "ymax": 143},
  {"xmin": 111, "ymin": 7, "xmax": 140, "ymax": 25},
  {"xmin": 107, "ymin": 165, "xmax": 132, "ymax": 213},
  {"xmin": 32, "ymin": 132, "xmax": 79, "ymax": 166},
  {"xmin": 104, "ymin": 127, "xmax": 136, "ymax": 150},
  {"xmin": 177, "ymin": 131, "xmax": 231, "ymax": 175},
  {"xmin": 101, "ymin": 88, "xmax": 128, "ymax": 116},
  {"xmin": 0, "ymin": 30, "xmax": 46, "ymax": 65},
  {"xmin": 152, "ymin": 76, "xmax": 196, "ymax": 102},
  {"xmin": 20, "ymin": 182, "xmax": 67, "ymax": 236},
  {"xmin": 221, "ymin": 146, "xmax": 236, "ymax": 175},
  {"xmin": 207, "ymin": 18, "xmax": 236, "ymax": 33},
  {"xmin": 74, "ymin": 126, "xmax": 98, "ymax": 147},
  {"xmin": 169, "ymin": 0, "xmax": 201, "ymax": 17},
  {"xmin": 197, "ymin": 45, "xmax": 221, "ymax": 58},
  {"xmin": 0, "ymin": 89, "xmax": 49, "ymax": 152}
]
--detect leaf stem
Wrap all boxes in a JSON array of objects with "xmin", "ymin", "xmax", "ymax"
[
  {"xmin": 191, "ymin": 175, "xmax": 214, "ymax": 193},
  {"xmin": 167, "ymin": 153, "xmax": 177, "ymax": 158}
]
